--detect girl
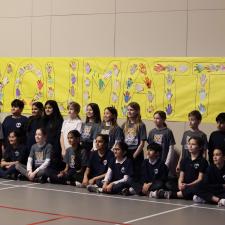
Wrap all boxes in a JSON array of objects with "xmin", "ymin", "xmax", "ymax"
[
  {"xmin": 41, "ymin": 100, "xmax": 64, "ymax": 170},
  {"xmin": 147, "ymin": 111, "xmax": 176, "ymax": 175},
  {"xmin": 82, "ymin": 134, "xmax": 114, "ymax": 187},
  {"xmin": 88, "ymin": 142, "xmax": 133, "ymax": 195},
  {"xmin": 98, "ymin": 106, "xmax": 124, "ymax": 151},
  {"xmin": 60, "ymin": 102, "xmax": 82, "ymax": 156},
  {"xmin": 47, "ymin": 130, "xmax": 87, "ymax": 185},
  {"xmin": 193, "ymin": 148, "xmax": 225, "ymax": 206},
  {"xmin": 16, "ymin": 128, "xmax": 52, "ymax": 182},
  {"xmin": 0, "ymin": 131, "xmax": 27, "ymax": 179},
  {"xmin": 150, "ymin": 136, "xmax": 208, "ymax": 200},
  {"xmin": 122, "ymin": 102, "xmax": 147, "ymax": 182},
  {"xmin": 80, "ymin": 103, "xmax": 101, "ymax": 154},
  {"xmin": 26, "ymin": 102, "xmax": 44, "ymax": 152}
]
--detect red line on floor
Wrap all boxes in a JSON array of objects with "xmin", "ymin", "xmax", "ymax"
[
  {"xmin": 0, "ymin": 204, "xmax": 130, "ymax": 225},
  {"xmin": 27, "ymin": 216, "xmax": 69, "ymax": 225}
]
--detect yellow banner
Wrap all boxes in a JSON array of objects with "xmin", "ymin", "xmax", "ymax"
[{"xmin": 0, "ymin": 57, "xmax": 225, "ymax": 122}]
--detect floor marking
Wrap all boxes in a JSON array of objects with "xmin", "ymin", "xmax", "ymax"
[
  {"xmin": 123, "ymin": 205, "xmax": 191, "ymax": 224},
  {"xmin": 27, "ymin": 216, "xmax": 69, "ymax": 225}
]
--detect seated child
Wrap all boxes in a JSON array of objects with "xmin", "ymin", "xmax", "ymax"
[
  {"xmin": 150, "ymin": 136, "xmax": 208, "ymax": 200},
  {"xmin": 0, "ymin": 131, "xmax": 27, "ymax": 179},
  {"xmin": 47, "ymin": 130, "xmax": 87, "ymax": 185},
  {"xmin": 16, "ymin": 128, "xmax": 51, "ymax": 182},
  {"xmin": 193, "ymin": 148, "xmax": 225, "ymax": 207},
  {"xmin": 82, "ymin": 134, "xmax": 114, "ymax": 187},
  {"xmin": 141, "ymin": 143, "xmax": 168, "ymax": 196},
  {"xmin": 87, "ymin": 141, "xmax": 134, "ymax": 195}
]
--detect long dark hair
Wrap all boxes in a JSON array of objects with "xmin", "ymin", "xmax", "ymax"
[{"xmin": 85, "ymin": 103, "xmax": 101, "ymax": 123}]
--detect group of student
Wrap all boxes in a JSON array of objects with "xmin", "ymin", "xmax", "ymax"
[{"xmin": 0, "ymin": 99, "xmax": 225, "ymax": 207}]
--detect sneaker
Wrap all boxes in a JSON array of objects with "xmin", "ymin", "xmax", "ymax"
[
  {"xmin": 129, "ymin": 187, "xmax": 136, "ymax": 195},
  {"xmin": 164, "ymin": 190, "xmax": 172, "ymax": 199},
  {"xmin": 149, "ymin": 190, "xmax": 158, "ymax": 198},
  {"xmin": 218, "ymin": 199, "xmax": 225, "ymax": 207},
  {"xmin": 121, "ymin": 188, "xmax": 130, "ymax": 196},
  {"xmin": 75, "ymin": 181, "xmax": 85, "ymax": 188},
  {"xmin": 193, "ymin": 195, "xmax": 206, "ymax": 204},
  {"xmin": 87, "ymin": 184, "xmax": 99, "ymax": 193},
  {"xmin": 156, "ymin": 189, "xmax": 172, "ymax": 199}
]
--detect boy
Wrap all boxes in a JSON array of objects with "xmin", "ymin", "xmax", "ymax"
[
  {"xmin": 177, "ymin": 110, "xmax": 208, "ymax": 172},
  {"xmin": 194, "ymin": 148, "xmax": 225, "ymax": 206},
  {"xmin": 2, "ymin": 99, "xmax": 28, "ymax": 148},
  {"xmin": 208, "ymin": 113, "xmax": 225, "ymax": 164},
  {"xmin": 141, "ymin": 143, "xmax": 168, "ymax": 196}
]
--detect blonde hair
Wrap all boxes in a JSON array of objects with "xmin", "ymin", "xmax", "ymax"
[{"xmin": 68, "ymin": 101, "xmax": 81, "ymax": 119}]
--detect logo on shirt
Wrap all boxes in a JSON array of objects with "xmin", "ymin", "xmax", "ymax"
[
  {"xmin": 125, "ymin": 127, "xmax": 138, "ymax": 145},
  {"xmin": 194, "ymin": 163, "xmax": 199, "ymax": 169},
  {"xmin": 153, "ymin": 134, "xmax": 163, "ymax": 145},
  {"xmin": 121, "ymin": 167, "xmax": 125, "ymax": 174},
  {"xmin": 16, "ymin": 122, "xmax": 22, "ymax": 128},
  {"xmin": 70, "ymin": 155, "xmax": 75, "ymax": 168},
  {"xmin": 15, "ymin": 151, "xmax": 20, "ymax": 157},
  {"xmin": 154, "ymin": 168, "xmax": 159, "ymax": 174},
  {"xmin": 103, "ymin": 160, "xmax": 108, "ymax": 166}
]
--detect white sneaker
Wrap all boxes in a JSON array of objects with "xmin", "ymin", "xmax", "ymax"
[
  {"xmin": 218, "ymin": 199, "xmax": 225, "ymax": 207},
  {"xmin": 129, "ymin": 187, "xmax": 136, "ymax": 195},
  {"xmin": 87, "ymin": 184, "xmax": 99, "ymax": 193},
  {"xmin": 149, "ymin": 190, "xmax": 157, "ymax": 198},
  {"xmin": 75, "ymin": 181, "xmax": 85, "ymax": 188},
  {"xmin": 193, "ymin": 195, "xmax": 206, "ymax": 204}
]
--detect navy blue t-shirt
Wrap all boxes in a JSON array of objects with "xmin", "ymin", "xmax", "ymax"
[
  {"xmin": 88, "ymin": 150, "xmax": 114, "ymax": 178},
  {"xmin": 180, "ymin": 155, "xmax": 208, "ymax": 184},
  {"xmin": 141, "ymin": 158, "xmax": 168, "ymax": 184}
]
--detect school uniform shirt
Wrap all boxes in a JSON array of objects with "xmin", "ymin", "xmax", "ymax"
[
  {"xmin": 63, "ymin": 146, "xmax": 88, "ymax": 171},
  {"xmin": 28, "ymin": 143, "xmax": 52, "ymax": 170},
  {"xmin": 141, "ymin": 158, "xmax": 168, "ymax": 184},
  {"xmin": 61, "ymin": 118, "xmax": 82, "ymax": 149},
  {"xmin": 181, "ymin": 130, "xmax": 208, "ymax": 160},
  {"xmin": 203, "ymin": 164, "xmax": 225, "ymax": 189},
  {"xmin": 106, "ymin": 157, "xmax": 133, "ymax": 184},
  {"xmin": 80, "ymin": 122, "xmax": 100, "ymax": 152},
  {"xmin": 208, "ymin": 131, "xmax": 225, "ymax": 163},
  {"xmin": 180, "ymin": 155, "xmax": 208, "ymax": 184},
  {"xmin": 147, "ymin": 127, "xmax": 176, "ymax": 162},
  {"xmin": 122, "ymin": 122, "xmax": 147, "ymax": 151},
  {"xmin": 2, "ymin": 145, "xmax": 27, "ymax": 165},
  {"xmin": 88, "ymin": 150, "xmax": 114, "ymax": 178},
  {"xmin": 2, "ymin": 115, "xmax": 28, "ymax": 145},
  {"xmin": 98, "ymin": 123, "xmax": 124, "ymax": 150}
]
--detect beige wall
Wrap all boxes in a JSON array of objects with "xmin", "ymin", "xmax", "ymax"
[{"xmin": 0, "ymin": 0, "xmax": 224, "ymax": 152}]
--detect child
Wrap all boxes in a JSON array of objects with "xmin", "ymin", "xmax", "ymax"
[
  {"xmin": 0, "ymin": 131, "xmax": 27, "ymax": 179},
  {"xmin": 41, "ymin": 100, "xmax": 64, "ymax": 170},
  {"xmin": 47, "ymin": 130, "xmax": 87, "ymax": 185},
  {"xmin": 87, "ymin": 141, "xmax": 133, "ymax": 195},
  {"xmin": 82, "ymin": 134, "xmax": 114, "ymax": 187},
  {"xmin": 80, "ymin": 103, "xmax": 101, "ymax": 154},
  {"xmin": 122, "ymin": 102, "xmax": 147, "ymax": 182},
  {"xmin": 60, "ymin": 102, "xmax": 82, "ymax": 156},
  {"xmin": 208, "ymin": 112, "xmax": 225, "ymax": 164},
  {"xmin": 2, "ymin": 99, "xmax": 28, "ymax": 148},
  {"xmin": 177, "ymin": 110, "xmax": 208, "ymax": 172},
  {"xmin": 26, "ymin": 102, "xmax": 44, "ymax": 152},
  {"xmin": 16, "ymin": 128, "xmax": 51, "ymax": 182},
  {"xmin": 141, "ymin": 143, "xmax": 168, "ymax": 196},
  {"xmin": 151, "ymin": 136, "xmax": 208, "ymax": 200},
  {"xmin": 147, "ymin": 111, "xmax": 176, "ymax": 175},
  {"xmin": 193, "ymin": 148, "xmax": 225, "ymax": 206},
  {"xmin": 98, "ymin": 106, "xmax": 124, "ymax": 151}
]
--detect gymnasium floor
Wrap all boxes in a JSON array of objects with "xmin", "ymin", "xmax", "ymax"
[{"xmin": 0, "ymin": 179, "xmax": 224, "ymax": 225}]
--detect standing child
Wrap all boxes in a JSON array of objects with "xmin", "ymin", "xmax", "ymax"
[
  {"xmin": 87, "ymin": 142, "xmax": 133, "ymax": 195},
  {"xmin": 82, "ymin": 134, "xmax": 114, "ymax": 187},
  {"xmin": 151, "ymin": 136, "xmax": 208, "ymax": 200},
  {"xmin": 147, "ymin": 111, "xmax": 176, "ymax": 175},
  {"xmin": 208, "ymin": 113, "xmax": 225, "ymax": 164},
  {"xmin": 122, "ymin": 102, "xmax": 147, "ymax": 182},
  {"xmin": 2, "ymin": 99, "xmax": 28, "ymax": 149},
  {"xmin": 16, "ymin": 128, "xmax": 51, "ymax": 182},
  {"xmin": 80, "ymin": 103, "xmax": 101, "ymax": 154},
  {"xmin": 141, "ymin": 143, "xmax": 168, "ymax": 197},
  {"xmin": 98, "ymin": 106, "xmax": 124, "ymax": 151},
  {"xmin": 193, "ymin": 148, "xmax": 225, "ymax": 206},
  {"xmin": 60, "ymin": 102, "xmax": 82, "ymax": 156},
  {"xmin": 26, "ymin": 102, "xmax": 44, "ymax": 152},
  {"xmin": 47, "ymin": 130, "xmax": 87, "ymax": 185},
  {"xmin": 177, "ymin": 110, "xmax": 208, "ymax": 172},
  {"xmin": 0, "ymin": 131, "xmax": 27, "ymax": 179}
]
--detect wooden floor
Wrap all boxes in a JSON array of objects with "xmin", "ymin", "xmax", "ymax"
[{"xmin": 0, "ymin": 179, "xmax": 224, "ymax": 225}]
